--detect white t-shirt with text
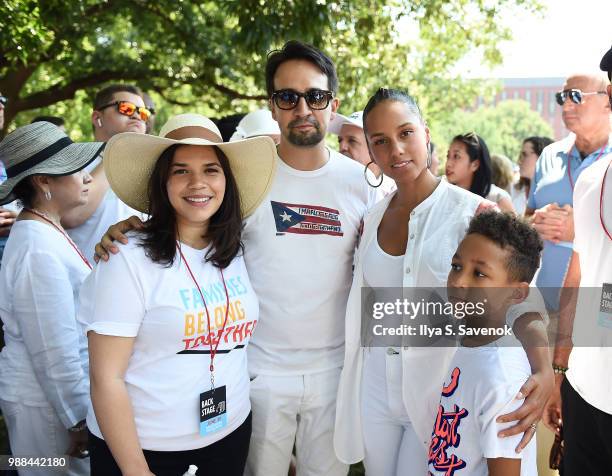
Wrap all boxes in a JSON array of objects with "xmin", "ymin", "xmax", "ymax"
[
  {"xmin": 243, "ymin": 150, "xmax": 376, "ymax": 376},
  {"xmin": 78, "ymin": 236, "xmax": 259, "ymax": 450},
  {"xmin": 428, "ymin": 340, "xmax": 536, "ymax": 475}
]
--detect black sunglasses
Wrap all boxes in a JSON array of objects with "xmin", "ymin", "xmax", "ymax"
[
  {"xmin": 272, "ymin": 89, "xmax": 334, "ymax": 110},
  {"xmin": 0, "ymin": 95, "xmax": 7, "ymax": 106},
  {"xmin": 555, "ymin": 88, "xmax": 607, "ymax": 106}
]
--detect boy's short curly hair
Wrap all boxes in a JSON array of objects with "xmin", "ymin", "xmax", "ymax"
[{"xmin": 467, "ymin": 211, "xmax": 543, "ymax": 283}]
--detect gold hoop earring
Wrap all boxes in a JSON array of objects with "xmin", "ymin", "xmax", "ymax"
[{"xmin": 364, "ymin": 161, "xmax": 383, "ymax": 188}]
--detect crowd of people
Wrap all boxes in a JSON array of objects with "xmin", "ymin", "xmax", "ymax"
[{"xmin": 0, "ymin": 39, "xmax": 610, "ymax": 476}]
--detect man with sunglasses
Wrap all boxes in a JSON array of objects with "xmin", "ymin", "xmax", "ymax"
[
  {"xmin": 63, "ymin": 84, "xmax": 148, "ymax": 262},
  {"xmin": 525, "ymin": 73, "xmax": 612, "ymax": 311},
  {"xmin": 542, "ymin": 50, "xmax": 612, "ymax": 476},
  {"xmin": 241, "ymin": 41, "xmax": 377, "ymax": 476}
]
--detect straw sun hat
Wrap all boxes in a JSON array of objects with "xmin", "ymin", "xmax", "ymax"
[
  {"xmin": 0, "ymin": 121, "xmax": 104, "ymax": 206},
  {"xmin": 103, "ymin": 113, "xmax": 277, "ymax": 217}
]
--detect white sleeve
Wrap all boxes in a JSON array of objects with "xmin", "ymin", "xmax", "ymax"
[
  {"xmin": 13, "ymin": 252, "xmax": 89, "ymax": 429},
  {"xmin": 78, "ymin": 244, "xmax": 145, "ymax": 337},
  {"xmin": 506, "ymin": 286, "xmax": 549, "ymax": 328},
  {"xmin": 478, "ymin": 385, "xmax": 525, "ymax": 460}
]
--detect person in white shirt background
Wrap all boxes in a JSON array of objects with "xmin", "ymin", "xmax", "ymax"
[
  {"xmin": 542, "ymin": 45, "xmax": 612, "ymax": 476},
  {"xmin": 63, "ymin": 84, "xmax": 150, "ymax": 263},
  {"xmin": 0, "ymin": 121, "xmax": 104, "ymax": 475},
  {"xmin": 511, "ymin": 136, "xmax": 553, "ymax": 216},
  {"xmin": 329, "ymin": 110, "xmax": 397, "ymax": 197},
  {"xmin": 445, "ymin": 132, "xmax": 515, "ymax": 213},
  {"xmin": 334, "ymin": 87, "xmax": 552, "ymax": 475},
  {"xmin": 80, "ymin": 114, "xmax": 276, "ymax": 476}
]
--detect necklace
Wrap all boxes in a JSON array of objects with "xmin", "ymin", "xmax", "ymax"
[{"xmin": 25, "ymin": 208, "xmax": 92, "ymax": 269}]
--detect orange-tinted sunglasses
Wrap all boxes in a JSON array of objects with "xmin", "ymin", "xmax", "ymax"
[{"xmin": 97, "ymin": 101, "xmax": 151, "ymax": 121}]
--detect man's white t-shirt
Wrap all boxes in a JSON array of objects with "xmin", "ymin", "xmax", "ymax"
[
  {"xmin": 243, "ymin": 150, "xmax": 376, "ymax": 376},
  {"xmin": 567, "ymin": 153, "xmax": 612, "ymax": 415},
  {"xmin": 66, "ymin": 158, "xmax": 142, "ymax": 263},
  {"xmin": 0, "ymin": 220, "xmax": 90, "ymax": 428},
  {"xmin": 428, "ymin": 339, "xmax": 537, "ymax": 476},
  {"xmin": 78, "ymin": 235, "xmax": 259, "ymax": 450}
]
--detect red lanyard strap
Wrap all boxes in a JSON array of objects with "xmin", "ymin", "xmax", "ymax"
[
  {"xmin": 567, "ymin": 143, "xmax": 606, "ymax": 190},
  {"xmin": 176, "ymin": 243, "xmax": 230, "ymax": 381},
  {"xmin": 25, "ymin": 208, "xmax": 92, "ymax": 270},
  {"xmin": 600, "ymin": 159, "xmax": 612, "ymax": 241}
]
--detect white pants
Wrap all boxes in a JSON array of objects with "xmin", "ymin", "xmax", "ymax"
[
  {"xmin": 0, "ymin": 399, "xmax": 89, "ymax": 476},
  {"xmin": 246, "ymin": 367, "xmax": 348, "ymax": 476},
  {"xmin": 361, "ymin": 348, "xmax": 428, "ymax": 476}
]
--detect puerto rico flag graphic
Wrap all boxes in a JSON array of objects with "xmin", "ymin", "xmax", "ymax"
[{"xmin": 271, "ymin": 201, "xmax": 344, "ymax": 236}]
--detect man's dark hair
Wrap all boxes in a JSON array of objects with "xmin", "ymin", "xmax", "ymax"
[
  {"xmin": 31, "ymin": 116, "xmax": 65, "ymax": 127},
  {"xmin": 138, "ymin": 144, "xmax": 243, "ymax": 269},
  {"xmin": 452, "ymin": 133, "xmax": 492, "ymax": 198},
  {"xmin": 93, "ymin": 84, "xmax": 143, "ymax": 110},
  {"xmin": 467, "ymin": 211, "xmax": 543, "ymax": 283},
  {"xmin": 265, "ymin": 40, "xmax": 338, "ymax": 97}
]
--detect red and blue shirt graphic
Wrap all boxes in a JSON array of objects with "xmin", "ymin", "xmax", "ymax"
[
  {"xmin": 428, "ymin": 367, "xmax": 469, "ymax": 475},
  {"xmin": 271, "ymin": 201, "xmax": 344, "ymax": 236}
]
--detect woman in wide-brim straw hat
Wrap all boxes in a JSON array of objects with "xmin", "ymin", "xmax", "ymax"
[
  {"xmin": 78, "ymin": 113, "xmax": 276, "ymax": 476},
  {"xmin": 0, "ymin": 121, "xmax": 104, "ymax": 474}
]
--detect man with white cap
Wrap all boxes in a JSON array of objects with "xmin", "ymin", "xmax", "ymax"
[
  {"xmin": 230, "ymin": 109, "xmax": 281, "ymax": 144},
  {"xmin": 329, "ymin": 110, "xmax": 396, "ymax": 197},
  {"xmin": 543, "ymin": 46, "xmax": 612, "ymax": 475}
]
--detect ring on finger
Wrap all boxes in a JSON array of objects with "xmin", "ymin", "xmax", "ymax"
[{"xmin": 530, "ymin": 422, "xmax": 538, "ymax": 431}]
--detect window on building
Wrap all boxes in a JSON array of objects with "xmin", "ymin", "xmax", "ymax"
[
  {"xmin": 537, "ymin": 90, "xmax": 543, "ymax": 113},
  {"xmin": 525, "ymin": 90, "xmax": 531, "ymax": 105}
]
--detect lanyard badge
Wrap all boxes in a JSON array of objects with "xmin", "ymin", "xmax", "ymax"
[
  {"xmin": 176, "ymin": 243, "xmax": 230, "ymax": 436},
  {"xmin": 598, "ymin": 283, "xmax": 612, "ymax": 329},
  {"xmin": 200, "ymin": 385, "xmax": 228, "ymax": 436}
]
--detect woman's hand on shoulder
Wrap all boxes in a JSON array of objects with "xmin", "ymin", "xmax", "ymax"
[{"xmin": 94, "ymin": 215, "xmax": 145, "ymax": 263}]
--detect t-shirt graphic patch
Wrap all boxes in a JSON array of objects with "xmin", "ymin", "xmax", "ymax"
[
  {"xmin": 428, "ymin": 367, "xmax": 468, "ymax": 475},
  {"xmin": 271, "ymin": 201, "xmax": 344, "ymax": 236}
]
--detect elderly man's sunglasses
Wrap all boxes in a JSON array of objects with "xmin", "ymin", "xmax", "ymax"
[
  {"xmin": 555, "ymin": 89, "xmax": 607, "ymax": 106},
  {"xmin": 97, "ymin": 101, "xmax": 151, "ymax": 121},
  {"xmin": 272, "ymin": 89, "xmax": 334, "ymax": 110}
]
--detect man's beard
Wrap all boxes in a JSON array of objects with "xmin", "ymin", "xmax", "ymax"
[{"xmin": 286, "ymin": 117, "xmax": 324, "ymax": 146}]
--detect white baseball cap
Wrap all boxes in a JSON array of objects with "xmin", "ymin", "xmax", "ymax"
[
  {"xmin": 230, "ymin": 109, "xmax": 280, "ymax": 141},
  {"xmin": 328, "ymin": 111, "xmax": 363, "ymax": 135}
]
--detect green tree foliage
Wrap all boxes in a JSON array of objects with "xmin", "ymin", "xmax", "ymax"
[
  {"xmin": 1, "ymin": 0, "xmax": 542, "ymax": 138},
  {"xmin": 434, "ymin": 99, "xmax": 553, "ymax": 163}
]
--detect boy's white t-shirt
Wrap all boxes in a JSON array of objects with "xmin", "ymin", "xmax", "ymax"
[
  {"xmin": 78, "ymin": 235, "xmax": 258, "ymax": 451},
  {"xmin": 243, "ymin": 150, "xmax": 376, "ymax": 376},
  {"xmin": 427, "ymin": 338, "xmax": 537, "ymax": 476}
]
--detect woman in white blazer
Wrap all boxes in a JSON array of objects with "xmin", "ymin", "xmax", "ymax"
[{"xmin": 333, "ymin": 88, "xmax": 553, "ymax": 475}]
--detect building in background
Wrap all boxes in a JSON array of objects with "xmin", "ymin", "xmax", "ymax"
[{"xmin": 477, "ymin": 78, "xmax": 567, "ymax": 139}]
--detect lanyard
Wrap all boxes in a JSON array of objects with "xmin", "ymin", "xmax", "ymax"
[
  {"xmin": 25, "ymin": 208, "xmax": 92, "ymax": 270},
  {"xmin": 600, "ymin": 159, "xmax": 612, "ymax": 241},
  {"xmin": 176, "ymin": 242, "xmax": 229, "ymax": 390},
  {"xmin": 567, "ymin": 144, "xmax": 607, "ymax": 190}
]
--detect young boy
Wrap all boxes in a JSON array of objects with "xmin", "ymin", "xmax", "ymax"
[{"xmin": 428, "ymin": 211, "xmax": 542, "ymax": 476}]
